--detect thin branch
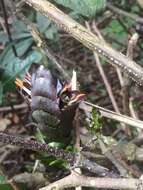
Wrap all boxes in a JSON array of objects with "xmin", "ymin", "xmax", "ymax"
[
  {"xmin": 24, "ymin": 0, "xmax": 143, "ymax": 86},
  {"xmin": 0, "ymin": 103, "xmax": 27, "ymax": 112},
  {"xmin": 13, "ymin": 2, "xmax": 70, "ymax": 83},
  {"xmin": 98, "ymin": 139, "xmax": 128, "ymax": 176},
  {"xmin": 39, "ymin": 170, "xmax": 143, "ymax": 190},
  {"xmin": 86, "ymin": 21, "xmax": 120, "ymax": 113},
  {"xmin": 137, "ymin": 0, "xmax": 143, "ymax": 9},
  {"xmin": 107, "ymin": 3, "xmax": 143, "ymax": 23},
  {"xmin": 122, "ymin": 33, "xmax": 139, "ymax": 135},
  {"xmin": 80, "ymin": 101, "xmax": 143, "ymax": 130}
]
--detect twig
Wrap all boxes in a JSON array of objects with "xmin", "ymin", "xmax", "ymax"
[
  {"xmin": 123, "ymin": 33, "xmax": 139, "ymax": 135},
  {"xmin": 13, "ymin": 3, "xmax": 70, "ymax": 83},
  {"xmin": 80, "ymin": 101, "xmax": 143, "ymax": 130},
  {"xmin": 73, "ymin": 107, "xmax": 81, "ymax": 150},
  {"xmin": 0, "ymin": 103, "xmax": 27, "ymax": 112},
  {"xmin": 39, "ymin": 170, "xmax": 143, "ymax": 190},
  {"xmin": 107, "ymin": 3, "xmax": 143, "ymax": 23},
  {"xmin": 24, "ymin": 0, "xmax": 143, "ymax": 86},
  {"xmin": 129, "ymin": 97, "xmax": 139, "ymax": 119},
  {"xmin": 42, "ymin": 47, "xmax": 70, "ymax": 82},
  {"xmin": 86, "ymin": 21, "xmax": 120, "ymax": 113},
  {"xmin": 137, "ymin": 0, "xmax": 143, "ymax": 9},
  {"xmin": 98, "ymin": 139, "xmax": 128, "ymax": 176}
]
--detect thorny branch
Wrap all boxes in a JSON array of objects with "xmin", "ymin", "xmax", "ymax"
[
  {"xmin": 0, "ymin": 132, "xmax": 76, "ymax": 166},
  {"xmin": 0, "ymin": 132, "xmax": 118, "ymax": 177},
  {"xmin": 24, "ymin": 0, "xmax": 143, "ymax": 86}
]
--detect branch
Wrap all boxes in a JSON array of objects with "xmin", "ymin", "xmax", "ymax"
[
  {"xmin": 24, "ymin": 0, "xmax": 143, "ymax": 86},
  {"xmin": 39, "ymin": 171, "xmax": 143, "ymax": 190},
  {"xmin": 137, "ymin": 0, "xmax": 143, "ymax": 9},
  {"xmin": 0, "ymin": 132, "xmax": 116, "ymax": 177},
  {"xmin": 0, "ymin": 103, "xmax": 27, "ymax": 112},
  {"xmin": 85, "ymin": 22, "xmax": 120, "ymax": 113},
  {"xmin": 0, "ymin": 132, "xmax": 75, "ymax": 166},
  {"xmin": 107, "ymin": 3, "xmax": 143, "ymax": 23},
  {"xmin": 122, "ymin": 33, "xmax": 139, "ymax": 135},
  {"xmin": 80, "ymin": 101, "xmax": 143, "ymax": 130}
]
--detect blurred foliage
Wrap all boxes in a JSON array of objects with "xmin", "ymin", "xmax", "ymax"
[
  {"xmin": 54, "ymin": 0, "xmax": 106, "ymax": 18},
  {"xmin": 0, "ymin": 175, "xmax": 27, "ymax": 190},
  {"xmin": 0, "ymin": 0, "xmax": 143, "ymax": 189},
  {"xmin": 0, "ymin": 0, "xmax": 107, "ymax": 105}
]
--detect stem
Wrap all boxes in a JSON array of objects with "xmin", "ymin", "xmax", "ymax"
[{"xmin": 24, "ymin": 0, "xmax": 143, "ymax": 86}]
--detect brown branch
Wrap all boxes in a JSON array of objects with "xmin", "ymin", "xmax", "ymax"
[
  {"xmin": 0, "ymin": 103, "xmax": 27, "ymax": 112},
  {"xmin": 0, "ymin": 132, "xmax": 76, "ymax": 166},
  {"xmin": 86, "ymin": 22, "xmax": 120, "ymax": 113},
  {"xmin": 122, "ymin": 33, "xmax": 139, "ymax": 135},
  {"xmin": 137, "ymin": 0, "xmax": 143, "ymax": 9},
  {"xmin": 39, "ymin": 170, "xmax": 143, "ymax": 190},
  {"xmin": 107, "ymin": 3, "xmax": 143, "ymax": 23},
  {"xmin": 13, "ymin": 2, "xmax": 70, "ymax": 83},
  {"xmin": 98, "ymin": 140, "xmax": 128, "ymax": 176},
  {"xmin": 24, "ymin": 0, "xmax": 143, "ymax": 86}
]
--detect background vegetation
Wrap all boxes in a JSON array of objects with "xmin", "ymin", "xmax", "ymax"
[{"xmin": 0, "ymin": 0, "xmax": 143, "ymax": 189}]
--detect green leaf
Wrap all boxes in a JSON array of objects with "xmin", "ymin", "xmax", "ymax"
[
  {"xmin": 54, "ymin": 0, "xmax": 106, "ymax": 18},
  {"xmin": 0, "ymin": 38, "xmax": 42, "ymax": 104},
  {"xmin": 45, "ymin": 25, "xmax": 59, "ymax": 41},
  {"xmin": 0, "ymin": 19, "xmax": 31, "ymax": 45},
  {"xmin": 36, "ymin": 13, "xmax": 51, "ymax": 33},
  {"xmin": 88, "ymin": 108, "xmax": 102, "ymax": 135},
  {"xmin": 36, "ymin": 13, "xmax": 59, "ymax": 41}
]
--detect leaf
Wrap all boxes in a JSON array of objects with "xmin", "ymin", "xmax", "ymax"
[
  {"xmin": 0, "ymin": 38, "xmax": 42, "ymax": 104},
  {"xmin": 45, "ymin": 24, "xmax": 59, "ymax": 41},
  {"xmin": 2, "ymin": 50, "xmax": 42, "ymax": 89},
  {"xmin": 36, "ymin": 13, "xmax": 51, "ymax": 33},
  {"xmin": 36, "ymin": 13, "xmax": 59, "ymax": 41},
  {"xmin": 54, "ymin": 0, "xmax": 106, "ymax": 18},
  {"xmin": 102, "ymin": 19, "xmax": 128, "ymax": 45},
  {"xmin": 0, "ymin": 19, "xmax": 31, "ymax": 45}
]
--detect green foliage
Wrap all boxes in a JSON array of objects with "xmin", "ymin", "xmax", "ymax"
[
  {"xmin": 89, "ymin": 108, "xmax": 102, "ymax": 134},
  {"xmin": 0, "ymin": 175, "xmax": 27, "ymax": 190},
  {"xmin": 36, "ymin": 13, "xmax": 59, "ymax": 41},
  {"xmin": 0, "ymin": 38, "xmax": 42, "ymax": 104},
  {"xmin": 102, "ymin": 19, "xmax": 128, "ymax": 48},
  {"xmin": 54, "ymin": 0, "xmax": 106, "ymax": 18}
]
